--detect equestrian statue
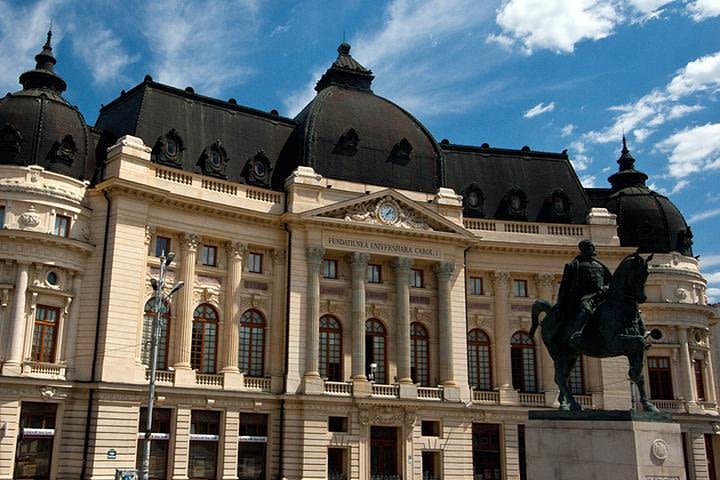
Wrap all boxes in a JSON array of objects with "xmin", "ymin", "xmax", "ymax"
[{"xmin": 529, "ymin": 240, "xmax": 657, "ymax": 412}]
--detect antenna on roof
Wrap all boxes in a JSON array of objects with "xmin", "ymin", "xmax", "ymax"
[{"xmin": 343, "ymin": 31, "xmax": 346, "ymax": 43}]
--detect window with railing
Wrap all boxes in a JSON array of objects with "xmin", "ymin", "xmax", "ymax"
[
  {"xmin": 647, "ymin": 356, "xmax": 673, "ymax": 400},
  {"xmin": 366, "ymin": 319, "xmax": 387, "ymax": 383},
  {"xmin": 319, "ymin": 315, "xmax": 343, "ymax": 381},
  {"xmin": 191, "ymin": 304, "xmax": 218, "ymax": 373},
  {"xmin": 239, "ymin": 309, "xmax": 265, "ymax": 377},
  {"xmin": 468, "ymin": 329, "xmax": 492, "ymax": 391},
  {"xmin": 511, "ymin": 331, "xmax": 537, "ymax": 393},
  {"xmin": 32, "ymin": 306, "xmax": 60, "ymax": 362}
]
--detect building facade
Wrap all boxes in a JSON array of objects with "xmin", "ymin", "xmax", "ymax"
[{"xmin": 0, "ymin": 34, "xmax": 717, "ymax": 480}]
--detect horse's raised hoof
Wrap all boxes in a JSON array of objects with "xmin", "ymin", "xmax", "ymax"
[
  {"xmin": 642, "ymin": 401, "xmax": 660, "ymax": 413},
  {"xmin": 559, "ymin": 402, "xmax": 570, "ymax": 411}
]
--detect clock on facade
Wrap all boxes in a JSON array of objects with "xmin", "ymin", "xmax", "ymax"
[{"xmin": 378, "ymin": 202, "xmax": 399, "ymax": 224}]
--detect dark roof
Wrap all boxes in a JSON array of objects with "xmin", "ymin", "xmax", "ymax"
[
  {"xmin": 592, "ymin": 137, "xmax": 692, "ymax": 255},
  {"xmin": 443, "ymin": 143, "xmax": 591, "ymax": 224},
  {"xmin": 95, "ymin": 79, "xmax": 296, "ymax": 188},
  {"xmin": 0, "ymin": 31, "xmax": 94, "ymax": 180}
]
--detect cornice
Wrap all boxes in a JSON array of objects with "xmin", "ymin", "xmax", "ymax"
[{"xmin": 472, "ymin": 241, "xmax": 634, "ymax": 258}]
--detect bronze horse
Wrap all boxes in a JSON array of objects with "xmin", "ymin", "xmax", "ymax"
[{"xmin": 529, "ymin": 252, "xmax": 657, "ymax": 411}]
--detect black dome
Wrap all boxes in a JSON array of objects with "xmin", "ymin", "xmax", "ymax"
[
  {"xmin": 0, "ymin": 31, "xmax": 92, "ymax": 180},
  {"xmin": 289, "ymin": 43, "xmax": 444, "ymax": 193},
  {"xmin": 603, "ymin": 137, "xmax": 693, "ymax": 255}
]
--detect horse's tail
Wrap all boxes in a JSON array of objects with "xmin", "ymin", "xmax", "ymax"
[{"xmin": 530, "ymin": 299, "xmax": 553, "ymax": 338}]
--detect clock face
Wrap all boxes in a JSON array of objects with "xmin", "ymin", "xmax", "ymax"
[{"xmin": 378, "ymin": 203, "xmax": 399, "ymax": 224}]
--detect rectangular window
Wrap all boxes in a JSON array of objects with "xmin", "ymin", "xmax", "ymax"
[
  {"xmin": 248, "ymin": 253, "xmax": 263, "ymax": 273},
  {"xmin": 695, "ymin": 359, "xmax": 706, "ymax": 401},
  {"xmin": 0, "ymin": 206, "xmax": 5, "ymax": 227},
  {"xmin": 411, "ymin": 269, "xmax": 424, "ymax": 288},
  {"xmin": 15, "ymin": 402, "xmax": 57, "ymax": 480},
  {"xmin": 201, "ymin": 245, "xmax": 217, "ymax": 267},
  {"xmin": 328, "ymin": 416, "xmax": 348, "ymax": 433},
  {"xmin": 512, "ymin": 279, "xmax": 528, "ymax": 297},
  {"xmin": 472, "ymin": 423, "xmax": 501, "ymax": 480},
  {"xmin": 32, "ymin": 306, "xmax": 59, "ymax": 363},
  {"xmin": 421, "ymin": 420, "xmax": 441, "ymax": 437},
  {"xmin": 238, "ymin": 413, "xmax": 268, "ymax": 480},
  {"xmin": 647, "ymin": 356, "xmax": 674, "ymax": 400},
  {"xmin": 136, "ymin": 408, "xmax": 171, "ymax": 480},
  {"xmin": 323, "ymin": 259, "xmax": 338, "ymax": 279},
  {"xmin": 189, "ymin": 410, "xmax": 221, "ymax": 480},
  {"xmin": 53, "ymin": 215, "xmax": 70, "ymax": 237},
  {"xmin": 469, "ymin": 277, "xmax": 484, "ymax": 295},
  {"xmin": 328, "ymin": 448, "xmax": 349, "ymax": 480},
  {"xmin": 422, "ymin": 451, "xmax": 442, "ymax": 480},
  {"xmin": 155, "ymin": 236, "xmax": 171, "ymax": 258},
  {"xmin": 367, "ymin": 264, "xmax": 381, "ymax": 284}
]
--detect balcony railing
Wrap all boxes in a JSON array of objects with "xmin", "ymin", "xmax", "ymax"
[
  {"xmin": 653, "ymin": 399, "xmax": 686, "ymax": 412},
  {"xmin": 472, "ymin": 390, "xmax": 500, "ymax": 404},
  {"xmin": 372, "ymin": 384, "xmax": 400, "ymax": 398},
  {"xmin": 244, "ymin": 376, "xmax": 271, "ymax": 392},
  {"xmin": 575, "ymin": 395, "xmax": 593, "ymax": 409},
  {"xmin": 145, "ymin": 369, "xmax": 175, "ymax": 385},
  {"xmin": 418, "ymin": 387, "xmax": 443, "ymax": 400},
  {"xmin": 519, "ymin": 393, "xmax": 545, "ymax": 406},
  {"xmin": 325, "ymin": 381, "xmax": 353, "ymax": 396},
  {"xmin": 23, "ymin": 361, "xmax": 66, "ymax": 378},
  {"xmin": 196, "ymin": 373, "xmax": 224, "ymax": 388}
]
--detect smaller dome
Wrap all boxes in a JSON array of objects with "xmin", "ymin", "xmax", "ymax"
[
  {"xmin": 0, "ymin": 31, "xmax": 92, "ymax": 180},
  {"xmin": 603, "ymin": 137, "xmax": 692, "ymax": 255}
]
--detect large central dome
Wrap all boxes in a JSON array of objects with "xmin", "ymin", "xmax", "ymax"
[{"xmin": 289, "ymin": 43, "xmax": 444, "ymax": 193}]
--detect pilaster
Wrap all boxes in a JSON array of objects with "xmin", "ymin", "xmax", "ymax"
[
  {"xmin": 303, "ymin": 246, "xmax": 325, "ymax": 394},
  {"xmin": 349, "ymin": 252, "xmax": 371, "ymax": 397},
  {"xmin": 3, "ymin": 261, "xmax": 30, "ymax": 375},
  {"xmin": 393, "ymin": 257, "xmax": 413, "ymax": 388}
]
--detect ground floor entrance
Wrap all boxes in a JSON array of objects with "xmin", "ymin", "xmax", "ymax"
[
  {"xmin": 370, "ymin": 426, "xmax": 400, "ymax": 480},
  {"xmin": 472, "ymin": 423, "xmax": 502, "ymax": 480}
]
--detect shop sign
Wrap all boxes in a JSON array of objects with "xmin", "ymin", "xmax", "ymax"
[
  {"xmin": 238, "ymin": 435, "xmax": 267, "ymax": 443},
  {"xmin": 22, "ymin": 428, "xmax": 55, "ymax": 437}
]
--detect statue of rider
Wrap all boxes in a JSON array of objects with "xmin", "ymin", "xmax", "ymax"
[{"xmin": 557, "ymin": 240, "xmax": 612, "ymax": 348}]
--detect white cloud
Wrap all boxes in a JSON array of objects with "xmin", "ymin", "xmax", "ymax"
[
  {"xmin": 700, "ymin": 255, "xmax": 720, "ymax": 268},
  {"xmin": 579, "ymin": 174, "xmax": 597, "ymax": 187},
  {"xmin": 666, "ymin": 51, "xmax": 720, "ymax": 98},
  {"xmin": 569, "ymin": 140, "xmax": 592, "ymax": 171},
  {"xmin": 668, "ymin": 104, "xmax": 704, "ymax": 119},
  {"xmin": 561, "ymin": 124, "xmax": 575, "ymax": 136},
  {"xmin": 687, "ymin": 0, "xmax": 720, "ymax": 20},
  {"xmin": 627, "ymin": 0, "xmax": 673, "ymax": 13},
  {"xmin": 492, "ymin": 0, "xmax": 619, "ymax": 54},
  {"xmin": 143, "ymin": 0, "xmax": 259, "ymax": 97},
  {"xmin": 657, "ymin": 122, "xmax": 720, "ymax": 178},
  {"xmin": 523, "ymin": 101, "xmax": 555, "ymax": 118},
  {"xmin": 688, "ymin": 207, "xmax": 720, "ymax": 224},
  {"xmin": 0, "ymin": 0, "xmax": 63, "ymax": 93},
  {"xmin": 72, "ymin": 26, "xmax": 137, "ymax": 85},
  {"xmin": 704, "ymin": 271, "xmax": 720, "ymax": 284}
]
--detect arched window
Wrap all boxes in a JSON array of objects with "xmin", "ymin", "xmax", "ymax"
[
  {"xmin": 511, "ymin": 331, "xmax": 537, "ymax": 393},
  {"xmin": 468, "ymin": 329, "xmax": 492, "ymax": 391},
  {"xmin": 239, "ymin": 310, "xmax": 265, "ymax": 377},
  {"xmin": 319, "ymin": 315, "xmax": 343, "ymax": 381},
  {"xmin": 410, "ymin": 323, "xmax": 429, "ymax": 386},
  {"xmin": 141, "ymin": 299, "xmax": 171, "ymax": 370},
  {"xmin": 365, "ymin": 319, "xmax": 387, "ymax": 384},
  {"xmin": 569, "ymin": 356, "xmax": 585, "ymax": 395},
  {"xmin": 191, "ymin": 304, "xmax": 218, "ymax": 373}
]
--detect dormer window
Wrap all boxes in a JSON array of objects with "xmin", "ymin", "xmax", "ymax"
[
  {"xmin": 47, "ymin": 134, "xmax": 77, "ymax": 174},
  {"xmin": 0, "ymin": 123, "xmax": 23, "ymax": 164},
  {"xmin": 539, "ymin": 188, "xmax": 571, "ymax": 223},
  {"xmin": 389, "ymin": 138, "xmax": 413, "ymax": 165},
  {"xmin": 333, "ymin": 128, "xmax": 360, "ymax": 156},
  {"xmin": 463, "ymin": 183, "xmax": 485, "ymax": 217},
  {"xmin": 198, "ymin": 140, "xmax": 228, "ymax": 178},
  {"xmin": 243, "ymin": 150, "xmax": 272, "ymax": 187},
  {"xmin": 151, "ymin": 129, "xmax": 184, "ymax": 168},
  {"xmin": 497, "ymin": 186, "xmax": 527, "ymax": 221}
]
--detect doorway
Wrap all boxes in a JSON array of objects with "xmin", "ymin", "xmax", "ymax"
[{"xmin": 370, "ymin": 426, "xmax": 399, "ymax": 480}]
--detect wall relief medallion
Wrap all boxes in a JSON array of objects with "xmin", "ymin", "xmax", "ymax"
[
  {"xmin": 18, "ymin": 205, "xmax": 41, "ymax": 229},
  {"xmin": 674, "ymin": 287, "xmax": 689, "ymax": 302},
  {"xmin": 651, "ymin": 438, "xmax": 669, "ymax": 461}
]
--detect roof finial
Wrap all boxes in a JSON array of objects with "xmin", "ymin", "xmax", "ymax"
[{"xmin": 622, "ymin": 132, "xmax": 628, "ymax": 155}]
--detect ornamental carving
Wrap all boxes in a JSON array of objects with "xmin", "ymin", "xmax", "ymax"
[
  {"xmin": 152, "ymin": 128, "xmax": 185, "ymax": 168},
  {"xmin": 197, "ymin": 139, "xmax": 229, "ymax": 178},
  {"xmin": 366, "ymin": 304, "xmax": 390, "ymax": 319},
  {"xmin": 242, "ymin": 150, "xmax": 272, "ymax": 188},
  {"xmin": 225, "ymin": 241, "xmax": 248, "ymax": 258},
  {"xmin": 433, "ymin": 261, "xmax": 455, "ymax": 279},
  {"xmin": 490, "ymin": 271, "xmax": 511, "ymax": 290},
  {"xmin": 471, "ymin": 314, "xmax": 489, "ymax": 329},
  {"xmin": 180, "ymin": 233, "xmax": 201, "ymax": 251},
  {"xmin": 145, "ymin": 225, "xmax": 155, "ymax": 245},
  {"xmin": 239, "ymin": 294, "xmax": 269, "ymax": 311},
  {"xmin": 496, "ymin": 185, "xmax": 527, "ymax": 221},
  {"xmin": 18, "ymin": 205, "xmax": 41, "ymax": 229},
  {"xmin": 341, "ymin": 196, "xmax": 431, "ymax": 231},
  {"xmin": 306, "ymin": 246, "xmax": 325, "ymax": 264},
  {"xmin": 270, "ymin": 248, "xmax": 286, "ymax": 265},
  {"xmin": 462, "ymin": 182, "xmax": 485, "ymax": 216},
  {"xmin": 651, "ymin": 439, "xmax": 669, "ymax": 461},
  {"xmin": 322, "ymin": 299, "xmax": 346, "ymax": 315},
  {"xmin": 362, "ymin": 406, "xmax": 404, "ymax": 425},
  {"xmin": 539, "ymin": 188, "xmax": 571, "ymax": 223},
  {"xmin": 674, "ymin": 287, "xmax": 689, "ymax": 302},
  {"xmin": 535, "ymin": 273, "xmax": 556, "ymax": 288}
]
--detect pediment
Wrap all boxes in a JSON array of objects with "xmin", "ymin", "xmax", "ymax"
[{"xmin": 300, "ymin": 189, "xmax": 471, "ymax": 236}]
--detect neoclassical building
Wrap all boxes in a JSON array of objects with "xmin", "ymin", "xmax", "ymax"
[{"xmin": 0, "ymin": 33, "xmax": 717, "ymax": 480}]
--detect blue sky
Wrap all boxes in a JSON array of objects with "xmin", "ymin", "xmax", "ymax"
[{"xmin": 1, "ymin": 0, "xmax": 719, "ymax": 299}]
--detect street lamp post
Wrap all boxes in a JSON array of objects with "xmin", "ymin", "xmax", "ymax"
[{"xmin": 141, "ymin": 252, "xmax": 183, "ymax": 480}]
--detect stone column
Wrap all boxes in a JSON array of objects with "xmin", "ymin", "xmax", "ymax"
[
  {"xmin": 535, "ymin": 273, "xmax": 559, "ymax": 407},
  {"xmin": 304, "ymin": 246, "xmax": 325, "ymax": 393},
  {"xmin": 678, "ymin": 327, "xmax": 698, "ymax": 410},
  {"xmin": 393, "ymin": 257, "xmax": 414, "ymax": 394},
  {"xmin": 222, "ymin": 242, "xmax": 246, "ymax": 389},
  {"xmin": 61, "ymin": 273, "xmax": 83, "ymax": 373},
  {"xmin": 3, "ymin": 262, "xmax": 30, "ymax": 375},
  {"xmin": 704, "ymin": 352, "xmax": 717, "ymax": 404},
  {"xmin": 173, "ymin": 233, "xmax": 199, "ymax": 375},
  {"xmin": 270, "ymin": 248, "xmax": 287, "ymax": 393},
  {"xmin": 434, "ymin": 261, "xmax": 456, "ymax": 385},
  {"xmin": 491, "ymin": 271, "xmax": 517, "ymax": 403},
  {"xmin": 349, "ymin": 253, "xmax": 371, "ymax": 396}
]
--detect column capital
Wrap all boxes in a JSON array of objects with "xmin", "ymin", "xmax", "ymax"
[
  {"xmin": 534, "ymin": 272, "xmax": 556, "ymax": 287},
  {"xmin": 144, "ymin": 225, "xmax": 155, "ymax": 245},
  {"xmin": 392, "ymin": 257, "xmax": 413, "ymax": 272},
  {"xmin": 490, "ymin": 270, "xmax": 511, "ymax": 288},
  {"xmin": 270, "ymin": 248, "xmax": 286, "ymax": 265},
  {"xmin": 433, "ymin": 261, "xmax": 455, "ymax": 279},
  {"xmin": 305, "ymin": 246, "xmax": 325, "ymax": 265},
  {"xmin": 180, "ymin": 232, "xmax": 201, "ymax": 252},
  {"xmin": 225, "ymin": 241, "xmax": 247, "ymax": 259},
  {"xmin": 348, "ymin": 252, "xmax": 370, "ymax": 268}
]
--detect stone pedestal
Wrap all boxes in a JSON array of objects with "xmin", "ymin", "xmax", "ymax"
[
  {"xmin": 352, "ymin": 378, "xmax": 372, "ymax": 398},
  {"xmin": 527, "ymin": 410, "xmax": 686, "ymax": 480}
]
